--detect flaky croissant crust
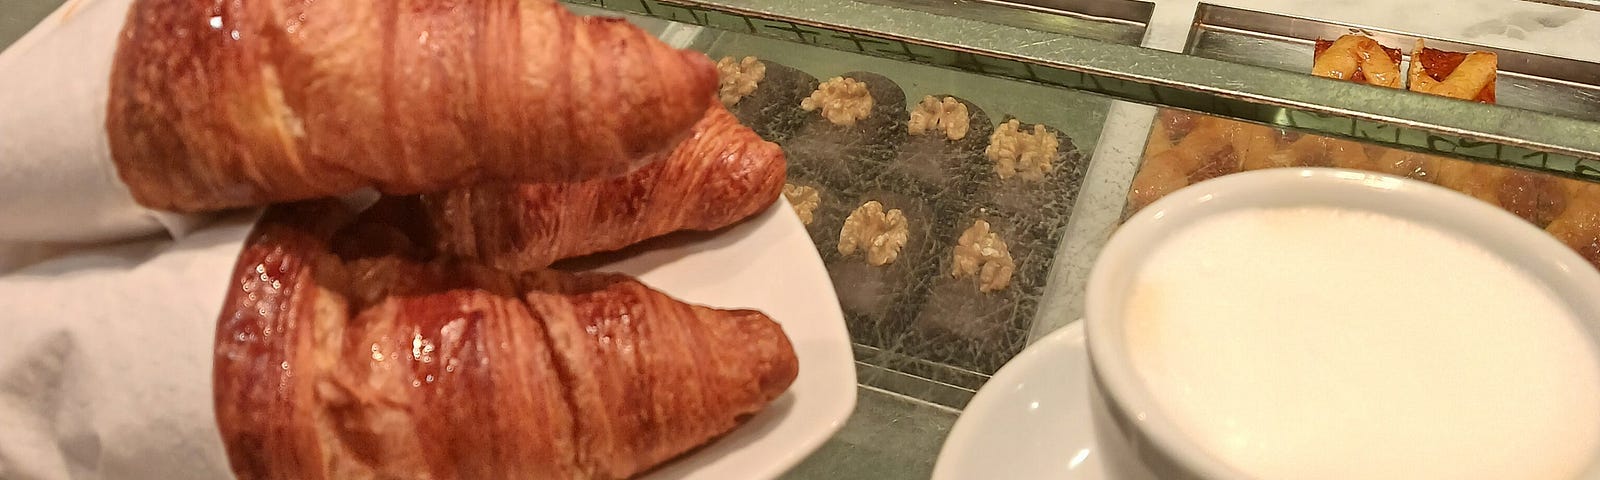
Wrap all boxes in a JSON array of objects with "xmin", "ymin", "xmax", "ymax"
[
  {"xmin": 213, "ymin": 201, "xmax": 798, "ymax": 479},
  {"xmin": 422, "ymin": 105, "xmax": 787, "ymax": 271},
  {"xmin": 108, "ymin": 0, "xmax": 716, "ymax": 212}
]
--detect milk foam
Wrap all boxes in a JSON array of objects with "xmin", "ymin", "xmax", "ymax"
[{"xmin": 1124, "ymin": 206, "xmax": 1600, "ymax": 480}]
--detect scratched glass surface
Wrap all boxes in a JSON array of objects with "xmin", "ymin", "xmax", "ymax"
[
  {"xmin": 700, "ymin": 33, "xmax": 1112, "ymax": 380},
  {"xmin": 578, "ymin": 1, "xmax": 1110, "ymax": 386}
]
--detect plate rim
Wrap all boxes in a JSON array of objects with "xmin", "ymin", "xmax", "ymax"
[
  {"xmin": 932, "ymin": 321, "xmax": 1087, "ymax": 480},
  {"xmin": 620, "ymin": 198, "xmax": 858, "ymax": 480}
]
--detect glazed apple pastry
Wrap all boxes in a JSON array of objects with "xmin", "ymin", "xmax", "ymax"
[
  {"xmin": 1312, "ymin": 34, "xmax": 1404, "ymax": 88},
  {"xmin": 1409, "ymin": 39, "xmax": 1497, "ymax": 103}
]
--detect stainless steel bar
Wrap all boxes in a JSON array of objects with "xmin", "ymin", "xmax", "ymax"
[
  {"xmin": 966, "ymin": 0, "xmax": 1153, "ymax": 27},
  {"xmin": 854, "ymin": 0, "xmax": 1152, "ymax": 45}
]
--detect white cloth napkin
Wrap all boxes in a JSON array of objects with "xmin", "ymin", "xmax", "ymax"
[
  {"xmin": 0, "ymin": 0, "xmax": 203, "ymax": 244},
  {"xmin": 0, "ymin": 212, "xmax": 255, "ymax": 480}
]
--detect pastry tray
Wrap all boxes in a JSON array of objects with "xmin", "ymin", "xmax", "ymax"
[
  {"xmin": 1186, "ymin": 3, "xmax": 1600, "ymax": 123},
  {"xmin": 696, "ymin": 30, "xmax": 1108, "ymax": 399},
  {"xmin": 566, "ymin": 4, "xmax": 1121, "ymax": 406}
]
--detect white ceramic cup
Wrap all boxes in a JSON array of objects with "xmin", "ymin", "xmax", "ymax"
[{"xmin": 1084, "ymin": 168, "xmax": 1600, "ymax": 479}]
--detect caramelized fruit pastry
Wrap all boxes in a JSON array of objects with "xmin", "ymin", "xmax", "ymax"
[
  {"xmin": 1129, "ymin": 34, "xmax": 1600, "ymax": 269},
  {"xmin": 1408, "ymin": 39, "xmax": 1498, "ymax": 103}
]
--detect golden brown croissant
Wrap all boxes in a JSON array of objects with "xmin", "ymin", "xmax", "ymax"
[
  {"xmin": 108, "ymin": 0, "xmax": 717, "ymax": 212},
  {"xmin": 213, "ymin": 201, "xmax": 798, "ymax": 479},
  {"xmin": 420, "ymin": 105, "xmax": 787, "ymax": 271}
]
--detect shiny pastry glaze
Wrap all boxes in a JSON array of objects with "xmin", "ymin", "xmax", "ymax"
[
  {"xmin": 213, "ymin": 200, "xmax": 798, "ymax": 479},
  {"xmin": 106, "ymin": 0, "xmax": 717, "ymax": 212},
  {"xmin": 1411, "ymin": 45, "xmax": 1498, "ymax": 103},
  {"xmin": 420, "ymin": 105, "xmax": 787, "ymax": 272},
  {"xmin": 1312, "ymin": 36, "xmax": 1403, "ymax": 87}
]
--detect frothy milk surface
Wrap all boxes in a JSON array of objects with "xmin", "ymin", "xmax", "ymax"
[{"xmin": 1124, "ymin": 206, "xmax": 1600, "ymax": 480}]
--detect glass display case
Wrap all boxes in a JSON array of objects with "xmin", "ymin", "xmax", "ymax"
[
  {"xmin": 562, "ymin": 1, "xmax": 1600, "ymax": 477},
  {"xmin": 6, "ymin": 0, "xmax": 1595, "ymax": 476}
]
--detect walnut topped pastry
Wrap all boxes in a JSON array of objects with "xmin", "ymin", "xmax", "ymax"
[
  {"xmin": 783, "ymin": 71, "xmax": 908, "ymax": 187},
  {"xmin": 909, "ymin": 96, "xmax": 972, "ymax": 140},
  {"xmin": 986, "ymin": 119, "xmax": 1061, "ymax": 181},
  {"xmin": 973, "ymin": 116, "xmax": 1080, "ymax": 239},
  {"xmin": 912, "ymin": 210, "xmax": 1041, "ymax": 373},
  {"xmin": 718, "ymin": 56, "xmax": 767, "ymax": 106},
  {"xmin": 802, "ymin": 77, "xmax": 875, "ymax": 126},
  {"xmin": 784, "ymin": 183, "xmax": 822, "ymax": 226},
  {"xmin": 952, "ymin": 219, "xmax": 1014, "ymax": 293},
  {"xmin": 839, "ymin": 200, "xmax": 909, "ymax": 266},
  {"xmin": 891, "ymin": 95, "xmax": 994, "ymax": 194},
  {"xmin": 824, "ymin": 189, "xmax": 937, "ymax": 330}
]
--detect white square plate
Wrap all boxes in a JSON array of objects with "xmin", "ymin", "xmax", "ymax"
[{"xmin": 0, "ymin": 200, "xmax": 854, "ymax": 479}]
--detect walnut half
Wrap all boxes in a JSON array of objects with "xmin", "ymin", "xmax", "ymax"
[
  {"xmin": 952, "ymin": 219, "xmax": 1015, "ymax": 293},
  {"xmin": 838, "ymin": 201, "xmax": 909, "ymax": 266},
  {"xmin": 801, "ymin": 77, "xmax": 873, "ymax": 127},
  {"xmin": 985, "ymin": 119, "xmax": 1060, "ymax": 181},
  {"xmin": 783, "ymin": 183, "xmax": 820, "ymax": 226},
  {"xmin": 716, "ymin": 56, "xmax": 767, "ymax": 107},
  {"xmin": 908, "ymin": 96, "xmax": 971, "ymax": 141}
]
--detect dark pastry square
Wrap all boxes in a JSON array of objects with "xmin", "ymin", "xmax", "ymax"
[
  {"xmin": 718, "ymin": 57, "xmax": 819, "ymax": 143},
  {"xmin": 970, "ymin": 117, "xmax": 1085, "ymax": 237},
  {"xmin": 904, "ymin": 208, "xmax": 1051, "ymax": 373},
  {"xmin": 781, "ymin": 177, "xmax": 849, "ymax": 263},
  {"xmin": 888, "ymin": 94, "xmax": 995, "ymax": 205},
  {"xmin": 825, "ymin": 188, "xmax": 939, "ymax": 347},
  {"xmin": 782, "ymin": 71, "xmax": 908, "ymax": 193}
]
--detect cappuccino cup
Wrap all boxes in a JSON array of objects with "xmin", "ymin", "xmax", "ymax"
[{"xmin": 1086, "ymin": 168, "xmax": 1600, "ymax": 480}]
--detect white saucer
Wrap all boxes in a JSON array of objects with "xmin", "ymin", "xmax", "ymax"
[{"xmin": 932, "ymin": 321, "xmax": 1105, "ymax": 480}]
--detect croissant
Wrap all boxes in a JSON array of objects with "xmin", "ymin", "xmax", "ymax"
[
  {"xmin": 213, "ymin": 201, "xmax": 799, "ymax": 479},
  {"xmin": 420, "ymin": 104, "xmax": 787, "ymax": 271},
  {"xmin": 107, "ymin": 0, "xmax": 716, "ymax": 212}
]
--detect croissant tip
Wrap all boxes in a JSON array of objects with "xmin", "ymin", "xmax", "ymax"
[{"xmin": 727, "ymin": 309, "xmax": 800, "ymax": 399}]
